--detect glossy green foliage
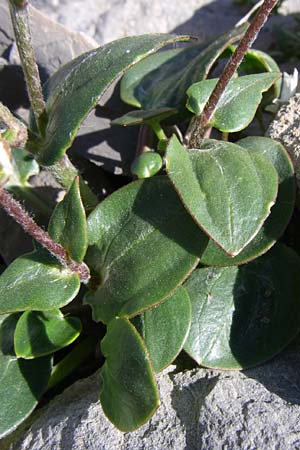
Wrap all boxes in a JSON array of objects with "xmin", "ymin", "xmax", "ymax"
[
  {"xmin": 85, "ymin": 176, "xmax": 208, "ymax": 323},
  {"xmin": 36, "ymin": 34, "xmax": 190, "ymax": 165},
  {"xmin": 165, "ymin": 136, "xmax": 278, "ymax": 256},
  {"xmin": 131, "ymin": 152, "xmax": 163, "ymax": 178},
  {"xmin": 120, "ymin": 26, "xmax": 246, "ymax": 112},
  {"xmin": 133, "ymin": 287, "xmax": 191, "ymax": 373},
  {"xmin": 48, "ymin": 177, "xmax": 87, "ymax": 262},
  {"xmin": 100, "ymin": 318, "xmax": 159, "ymax": 431},
  {"xmin": 14, "ymin": 309, "xmax": 82, "ymax": 359},
  {"xmin": 186, "ymin": 73, "xmax": 280, "ymax": 132},
  {"xmin": 112, "ymin": 107, "xmax": 177, "ymax": 127},
  {"xmin": 201, "ymin": 137, "xmax": 295, "ymax": 266},
  {"xmin": 184, "ymin": 244, "xmax": 300, "ymax": 369},
  {"xmin": 0, "ymin": 250, "xmax": 80, "ymax": 314},
  {"xmin": 0, "ymin": 314, "xmax": 51, "ymax": 438}
]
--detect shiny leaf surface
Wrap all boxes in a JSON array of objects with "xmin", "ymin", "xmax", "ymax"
[{"xmin": 100, "ymin": 318, "xmax": 159, "ymax": 431}]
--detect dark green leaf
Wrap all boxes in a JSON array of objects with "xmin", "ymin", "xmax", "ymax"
[
  {"xmin": 201, "ymin": 137, "xmax": 295, "ymax": 266},
  {"xmin": 120, "ymin": 25, "xmax": 247, "ymax": 112},
  {"xmin": 100, "ymin": 318, "xmax": 159, "ymax": 432},
  {"xmin": 184, "ymin": 244, "xmax": 300, "ymax": 369},
  {"xmin": 0, "ymin": 250, "xmax": 80, "ymax": 314},
  {"xmin": 35, "ymin": 34, "xmax": 191, "ymax": 165},
  {"xmin": 165, "ymin": 136, "xmax": 278, "ymax": 257},
  {"xmin": 112, "ymin": 107, "xmax": 177, "ymax": 127},
  {"xmin": 133, "ymin": 286, "xmax": 191, "ymax": 373},
  {"xmin": 131, "ymin": 152, "xmax": 163, "ymax": 178},
  {"xmin": 0, "ymin": 314, "xmax": 51, "ymax": 438},
  {"xmin": 186, "ymin": 73, "xmax": 281, "ymax": 132},
  {"xmin": 85, "ymin": 176, "xmax": 208, "ymax": 324},
  {"xmin": 48, "ymin": 177, "xmax": 87, "ymax": 262},
  {"xmin": 14, "ymin": 309, "xmax": 82, "ymax": 359}
]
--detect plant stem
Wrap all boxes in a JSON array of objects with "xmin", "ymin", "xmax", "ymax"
[
  {"xmin": 0, "ymin": 187, "xmax": 90, "ymax": 282},
  {"xmin": 8, "ymin": 0, "xmax": 46, "ymax": 135},
  {"xmin": 188, "ymin": 0, "xmax": 279, "ymax": 148},
  {"xmin": 0, "ymin": 102, "xmax": 27, "ymax": 147}
]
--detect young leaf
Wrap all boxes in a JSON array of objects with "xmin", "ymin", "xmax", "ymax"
[
  {"xmin": 201, "ymin": 137, "xmax": 295, "ymax": 266},
  {"xmin": 48, "ymin": 177, "xmax": 87, "ymax": 262},
  {"xmin": 6, "ymin": 147, "xmax": 39, "ymax": 187},
  {"xmin": 183, "ymin": 244, "xmax": 300, "ymax": 370},
  {"xmin": 186, "ymin": 73, "xmax": 281, "ymax": 132},
  {"xmin": 112, "ymin": 107, "xmax": 177, "ymax": 127},
  {"xmin": 165, "ymin": 136, "xmax": 278, "ymax": 257},
  {"xmin": 14, "ymin": 309, "xmax": 82, "ymax": 359},
  {"xmin": 0, "ymin": 250, "xmax": 80, "ymax": 314},
  {"xmin": 0, "ymin": 314, "xmax": 51, "ymax": 438},
  {"xmin": 131, "ymin": 152, "xmax": 163, "ymax": 179},
  {"xmin": 85, "ymin": 176, "xmax": 208, "ymax": 324},
  {"xmin": 132, "ymin": 286, "xmax": 191, "ymax": 373},
  {"xmin": 120, "ymin": 25, "xmax": 247, "ymax": 112},
  {"xmin": 34, "ymin": 34, "xmax": 191, "ymax": 166},
  {"xmin": 100, "ymin": 318, "xmax": 159, "ymax": 432}
]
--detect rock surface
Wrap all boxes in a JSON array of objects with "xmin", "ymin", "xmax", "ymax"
[{"xmin": 5, "ymin": 336, "xmax": 300, "ymax": 450}]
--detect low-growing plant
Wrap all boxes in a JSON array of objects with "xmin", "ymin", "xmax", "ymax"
[{"xmin": 0, "ymin": 0, "xmax": 297, "ymax": 437}]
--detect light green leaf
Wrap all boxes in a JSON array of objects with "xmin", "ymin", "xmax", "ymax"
[
  {"xmin": 131, "ymin": 152, "xmax": 163, "ymax": 179},
  {"xmin": 7, "ymin": 147, "xmax": 39, "ymax": 187},
  {"xmin": 165, "ymin": 136, "xmax": 278, "ymax": 257},
  {"xmin": 112, "ymin": 107, "xmax": 177, "ymax": 127},
  {"xmin": 120, "ymin": 25, "xmax": 247, "ymax": 112},
  {"xmin": 183, "ymin": 244, "xmax": 300, "ymax": 369},
  {"xmin": 34, "ymin": 34, "xmax": 191, "ymax": 165},
  {"xmin": 100, "ymin": 318, "xmax": 159, "ymax": 432},
  {"xmin": 48, "ymin": 177, "xmax": 87, "ymax": 262},
  {"xmin": 14, "ymin": 309, "xmax": 82, "ymax": 359},
  {"xmin": 85, "ymin": 176, "xmax": 208, "ymax": 324},
  {"xmin": 186, "ymin": 73, "xmax": 281, "ymax": 132},
  {"xmin": 201, "ymin": 136, "xmax": 295, "ymax": 266},
  {"xmin": 0, "ymin": 250, "xmax": 80, "ymax": 314},
  {"xmin": 133, "ymin": 286, "xmax": 191, "ymax": 373},
  {"xmin": 0, "ymin": 314, "xmax": 51, "ymax": 438}
]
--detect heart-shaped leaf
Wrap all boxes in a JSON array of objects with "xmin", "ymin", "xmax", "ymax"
[
  {"xmin": 100, "ymin": 318, "xmax": 159, "ymax": 432},
  {"xmin": 201, "ymin": 136, "xmax": 295, "ymax": 266},
  {"xmin": 0, "ymin": 250, "xmax": 80, "ymax": 314},
  {"xmin": 34, "ymin": 34, "xmax": 191, "ymax": 166},
  {"xmin": 84, "ymin": 176, "xmax": 208, "ymax": 324},
  {"xmin": 112, "ymin": 107, "xmax": 177, "ymax": 127},
  {"xmin": 48, "ymin": 177, "xmax": 87, "ymax": 262},
  {"xmin": 132, "ymin": 286, "xmax": 191, "ymax": 373},
  {"xmin": 14, "ymin": 309, "xmax": 82, "ymax": 359},
  {"xmin": 0, "ymin": 314, "xmax": 51, "ymax": 438},
  {"xmin": 183, "ymin": 244, "xmax": 300, "ymax": 369},
  {"xmin": 186, "ymin": 73, "xmax": 281, "ymax": 132},
  {"xmin": 120, "ymin": 25, "xmax": 247, "ymax": 112},
  {"xmin": 165, "ymin": 136, "xmax": 278, "ymax": 256}
]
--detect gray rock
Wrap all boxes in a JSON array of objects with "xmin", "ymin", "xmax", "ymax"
[
  {"xmin": 6, "ymin": 337, "xmax": 300, "ymax": 450},
  {"xmin": 267, "ymin": 94, "xmax": 300, "ymax": 180}
]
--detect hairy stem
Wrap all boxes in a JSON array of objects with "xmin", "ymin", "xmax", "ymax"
[
  {"xmin": 9, "ymin": 0, "xmax": 46, "ymax": 134},
  {"xmin": 0, "ymin": 187, "xmax": 90, "ymax": 282},
  {"xmin": 188, "ymin": 0, "xmax": 278, "ymax": 148}
]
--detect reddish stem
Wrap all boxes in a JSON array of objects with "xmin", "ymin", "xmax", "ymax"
[
  {"xmin": 0, "ymin": 188, "xmax": 90, "ymax": 282},
  {"xmin": 189, "ymin": 0, "xmax": 279, "ymax": 148}
]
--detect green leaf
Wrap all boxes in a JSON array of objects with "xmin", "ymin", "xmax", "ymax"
[
  {"xmin": 35, "ymin": 34, "xmax": 191, "ymax": 166},
  {"xmin": 186, "ymin": 73, "xmax": 281, "ymax": 132},
  {"xmin": 14, "ymin": 309, "xmax": 82, "ymax": 359},
  {"xmin": 201, "ymin": 137, "xmax": 295, "ymax": 266},
  {"xmin": 112, "ymin": 107, "xmax": 177, "ymax": 127},
  {"xmin": 85, "ymin": 176, "xmax": 208, "ymax": 324},
  {"xmin": 0, "ymin": 314, "xmax": 51, "ymax": 438},
  {"xmin": 131, "ymin": 152, "xmax": 163, "ymax": 179},
  {"xmin": 133, "ymin": 286, "xmax": 191, "ymax": 373},
  {"xmin": 48, "ymin": 177, "xmax": 87, "ymax": 262},
  {"xmin": 100, "ymin": 318, "xmax": 159, "ymax": 432},
  {"xmin": 0, "ymin": 250, "xmax": 80, "ymax": 314},
  {"xmin": 183, "ymin": 244, "xmax": 300, "ymax": 370},
  {"xmin": 7, "ymin": 147, "xmax": 39, "ymax": 187},
  {"xmin": 120, "ymin": 25, "xmax": 247, "ymax": 112},
  {"xmin": 165, "ymin": 136, "xmax": 278, "ymax": 257}
]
